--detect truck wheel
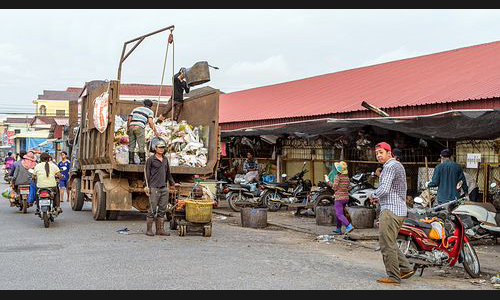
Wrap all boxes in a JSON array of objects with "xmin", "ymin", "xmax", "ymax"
[
  {"xmin": 92, "ymin": 182, "xmax": 107, "ymax": 221},
  {"xmin": 106, "ymin": 210, "xmax": 119, "ymax": 220},
  {"xmin": 70, "ymin": 178, "xmax": 85, "ymax": 211}
]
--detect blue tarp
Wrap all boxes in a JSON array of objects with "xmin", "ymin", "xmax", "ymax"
[{"xmin": 26, "ymin": 137, "xmax": 55, "ymax": 153}]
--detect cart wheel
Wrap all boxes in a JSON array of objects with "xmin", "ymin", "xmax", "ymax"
[
  {"xmin": 178, "ymin": 224, "xmax": 186, "ymax": 236},
  {"xmin": 169, "ymin": 218, "xmax": 177, "ymax": 230},
  {"xmin": 203, "ymin": 224, "xmax": 212, "ymax": 237}
]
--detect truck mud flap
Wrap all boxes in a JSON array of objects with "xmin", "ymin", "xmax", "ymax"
[{"xmin": 101, "ymin": 178, "xmax": 132, "ymax": 210}]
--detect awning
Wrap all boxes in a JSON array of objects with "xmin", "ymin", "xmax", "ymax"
[
  {"xmin": 38, "ymin": 139, "xmax": 57, "ymax": 147},
  {"xmin": 221, "ymin": 109, "xmax": 500, "ymax": 141}
]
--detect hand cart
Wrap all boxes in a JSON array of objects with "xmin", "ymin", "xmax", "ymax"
[{"xmin": 167, "ymin": 185, "xmax": 213, "ymax": 237}]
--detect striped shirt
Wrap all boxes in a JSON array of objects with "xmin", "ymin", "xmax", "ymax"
[
  {"xmin": 333, "ymin": 173, "xmax": 350, "ymax": 200},
  {"xmin": 129, "ymin": 106, "xmax": 154, "ymax": 128},
  {"xmin": 372, "ymin": 158, "xmax": 407, "ymax": 217}
]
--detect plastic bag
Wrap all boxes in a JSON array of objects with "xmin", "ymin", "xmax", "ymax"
[
  {"xmin": 93, "ymin": 92, "xmax": 109, "ymax": 133},
  {"xmin": 115, "ymin": 145, "xmax": 129, "ymax": 165},
  {"xmin": 2, "ymin": 187, "xmax": 11, "ymax": 199}
]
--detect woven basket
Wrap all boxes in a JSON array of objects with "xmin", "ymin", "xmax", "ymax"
[{"xmin": 185, "ymin": 199, "xmax": 212, "ymax": 223}]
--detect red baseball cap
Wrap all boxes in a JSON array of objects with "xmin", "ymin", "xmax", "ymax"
[{"xmin": 375, "ymin": 142, "xmax": 392, "ymax": 152}]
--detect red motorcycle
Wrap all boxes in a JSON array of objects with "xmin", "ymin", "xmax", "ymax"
[{"xmin": 397, "ymin": 197, "xmax": 481, "ymax": 278}]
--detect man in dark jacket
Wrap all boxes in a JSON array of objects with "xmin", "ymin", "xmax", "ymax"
[
  {"xmin": 159, "ymin": 68, "xmax": 190, "ymax": 122},
  {"xmin": 427, "ymin": 149, "xmax": 468, "ymax": 204},
  {"xmin": 144, "ymin": 140, "xmax": 177, "ymax": 236}
]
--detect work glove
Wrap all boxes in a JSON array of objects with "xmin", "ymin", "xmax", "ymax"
[
  {"xmin": 144, "ymin": 186, "xmax": 150, "ymax": 196},
  {"xmin": 425, "ymin": 181, "xmax": 431, "ymax": 189}
]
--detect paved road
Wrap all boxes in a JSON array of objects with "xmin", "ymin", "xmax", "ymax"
[{"xmin": 0, "ymin": 181, "xmax": 492, "ymax": 290}]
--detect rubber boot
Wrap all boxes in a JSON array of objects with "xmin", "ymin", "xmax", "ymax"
[
  {"xmin": 146, "ymin": 217, "xmax": 155, "ymax": 236},
  {"xmin": 129, "ymin": 152, "xmax": 135, "ymax": 164},
  {"xmin": 139, "ymin": 152, "xmax": 146, "ymax": 164},
  {"xmin": 156, "ymin": 217, "xmax": 170, "ymax": 236}
]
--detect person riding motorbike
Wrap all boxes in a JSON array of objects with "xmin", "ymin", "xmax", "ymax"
[
  {"xmin": 32, "ymin": 152, "xmax": 64, "ymax": 214},
  {"xmin": 11, "ymin": 152, "xmax": 37, "ymax": 207}
]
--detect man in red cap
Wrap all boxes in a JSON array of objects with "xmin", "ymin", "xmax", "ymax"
[{"xmin": 369, "ymin": 142, "xmax": 415, "ymax": 285}]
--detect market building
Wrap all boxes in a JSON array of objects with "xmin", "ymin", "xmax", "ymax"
[{"xmin": 219, "ymin": 40, "xmax": 500, "ymax": 202}]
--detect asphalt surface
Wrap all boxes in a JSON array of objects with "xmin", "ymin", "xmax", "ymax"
[{"xmin": 0, "ymin": 181, "xmax": 493, "ymax": 290}]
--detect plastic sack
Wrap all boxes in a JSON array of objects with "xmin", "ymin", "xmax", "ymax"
[
  {"xmin": 94, "ymin": 92, "xmax": 109, "ymax": 133},
  {"xmin": 28, "ymin": 180, "xmax": 37, "ymax": 203},
  {"xmin": 2, "ymin": 187, "xmax": 11, "ymax": 199},
  {"xmin": 429, "ymin": 221, "xmax": 445, "ymax": 240},
  {"xmin": 115, "ymin": 145, "xmax": 129, "ymax": 165}
]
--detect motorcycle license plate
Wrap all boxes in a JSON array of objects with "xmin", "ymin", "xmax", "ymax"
[
  {"xmin": 20, "ymin": 189, "xmax": 30, "ymax": 195},
  {"xmin": 39, "ymin": 199, "xmax": 51, "ymax": 206}
]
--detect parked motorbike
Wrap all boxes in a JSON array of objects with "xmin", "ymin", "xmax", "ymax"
[
  {"xmin": 452, "ymin": 182, "xmax": 500, "ymax": 241},
  {"xmin": 349, "ymin": 172, "xmax": 376, "ymax": 208},
  {"xmin": 398, "ymin": 194, "xmax": 481, "ymax": 278},
  {"xmin": 36, "ymin": 188, "xmax": 59, "ymax": 228},
  {"xmin": 215, "ymin": 165, "xmax": 234, "ymax": 202},
  {"xmin": 226, "ymin": 177, "xmax": 264, "ymax": 212},
  {"xmin": 260, "ymin": 162, "xmax": 312, "ymax": 212}
]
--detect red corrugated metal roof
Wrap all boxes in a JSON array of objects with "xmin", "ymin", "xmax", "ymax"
[{"xmin": 220, "ymin": 40, "xmax": 500, "ymax": 124}]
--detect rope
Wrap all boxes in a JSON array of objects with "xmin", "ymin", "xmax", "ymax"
[{"xmin": 145, "ymin": 31, "xmax": 174, "ymax": 191}]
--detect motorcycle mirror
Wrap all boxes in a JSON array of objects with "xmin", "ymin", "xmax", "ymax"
[
  {"xmin": 282, "ymin": 174, "xmax": 287, "ymax": 178},
  {"xmin": 456, "ymin": 180, "xmax": 463, "ymax": 190},
  {"xmin": 414, "ymin": 197, "xmax": 424, "ymax": 204},
  {"xmin": 491, "ymin": 182, "xmax": 498, "ymax": 188}
]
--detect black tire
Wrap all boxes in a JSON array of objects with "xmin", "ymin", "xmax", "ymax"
[
  {"xmin": 313, "ymin": 194, "xmax": 333, "ymax": 213},
  {"xmin": 22, "ymin": 199, "xmax": 27, "ymax": 214},
  {"xmin": 43, "ymin": 212, "xmax": 50, "ymax": 228},
  {"xmin": 169, "ymin": 218, "xmax": 178, "ymax": 230},
  {"xmin": 106, "ymin": 210, "xmax": 119, "ymax": 220},
  {"xmin": 462, "ymin": 242, "xmax": 481, "ymax": 278},
  {"xmin": 92, "ymin": 182, "xmax": 107, "ymax": 221},
  {"xmin": 227, "ymin": 192, "xmax": 244, "ymax": 212},
  {"xmin": 261, "ymin": 190, "xmax": 282, "ymax": 212},
  {"xmin": 203, "ymin": 225, "xmax": 212, "ymax": 237},
  {"xmin": 70, "ymin": 178, "xmax": 85, "ymax": 211}
]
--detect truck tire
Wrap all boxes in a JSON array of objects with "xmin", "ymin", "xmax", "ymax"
[
  {"xmin": 70, "ymin": 178, "xmax": 85, "ymax": 211},
  {"xmin": 92, "ymin": 182, "xmax": 107, "ymax": 221},
  {"xmin": 106, "ymin": 210, "xmax": 119, "ymax": 220}
]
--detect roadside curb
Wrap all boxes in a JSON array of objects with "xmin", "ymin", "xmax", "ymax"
[{"xmin": 213, "ymin": 209, "xmax": 498, "ymax": 278}]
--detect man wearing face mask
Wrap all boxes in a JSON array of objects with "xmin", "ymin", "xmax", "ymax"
[{"xmin": 369, "ymin": 142, "xmax": 414, "ymax": 285}]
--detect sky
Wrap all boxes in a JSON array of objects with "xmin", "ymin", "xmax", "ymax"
[{"xmin": 2, "ymin": 9, "xmax": 500, "ymax": 117}]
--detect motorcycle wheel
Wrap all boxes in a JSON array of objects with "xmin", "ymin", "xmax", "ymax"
[
  {"xmin": 42, "ymin": 212, "xmax": 50, "ymax": 228},
  {"xmin": 262, "ymin": 190, "xmax": 282, "ymax": 212},
  {"xmin": 227, "ymin": 192, "xmax": 244, "ymax": 212},
  {"xmin": 462, "ymin": 242, "xmax": 481, "ymax": 278},
  {"xmin": 22, "ymin": 199, "xmax": 27, "ymax": 214},
  {"xmin": 397, "ymin": 235, "xmax": 418, "ymax": 269}
]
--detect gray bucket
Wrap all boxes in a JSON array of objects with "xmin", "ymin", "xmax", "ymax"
[
  {"xmin": 315, "ymin": 205, "xmax": 336, "ymax": 226},
  {"xmin": 241, "ymin": 207, "xmax": 268, "ymax": 228},
  {"xmin": 185, "ymin": 61, "xmax": 211, "ymax": 87},
  {"xmin": 346, "ymin": 206, "xmax": 376, "ymax": 228}
]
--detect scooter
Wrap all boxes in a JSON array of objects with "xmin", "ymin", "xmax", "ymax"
[
  {"xmin": 226, "ymin": 177, "xmax": 264, "ymax": 212},
  {"xmin": 452, "ymin": 182, "xmax": 500, "ymax": 241},
  {"xmin": 260, "ymin": 162, "xmax": 312, "ymax": 212},
  {"xmin": 3, "ymin": 165, "xmax": 12, "ymax": 183},
  {"xmin": 36, "ymin": 188, "xmax": 59, "ymax": 228},
  {"xmin": 398, "ymin": 194, "xmax": 481, "ymax": 278},
  {"xmin": 349, "ymin": 172, "xmax": 377, "ymax": 207}
]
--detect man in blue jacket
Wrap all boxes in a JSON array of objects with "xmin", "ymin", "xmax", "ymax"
[{"xmin": 427, "ymin": 149, "xmax": 468, "ymax": 205}]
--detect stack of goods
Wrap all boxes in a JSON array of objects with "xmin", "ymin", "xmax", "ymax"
[{"xmin": 112, "ymin": 115, "xmax": 209, "ymax": 168}]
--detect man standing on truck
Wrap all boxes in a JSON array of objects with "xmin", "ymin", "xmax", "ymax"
[
  {"xmin": 144, "ymin": 140, "xmax": 177, "ymax": 236},
  {"xmin": 127, "ymin": 99, "xmax": 159, "ymax": 164},
  {"xmin": 159, "ymin": 67, "xmax": 190, "ymax": 122}
]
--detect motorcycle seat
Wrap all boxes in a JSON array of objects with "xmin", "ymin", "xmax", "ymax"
[
  {"xmin": 463, "ymin": 202, "xmax": 497, "ymax": 213},
  {"xmin": 403, "ymin": 218, "xmax": 433, "ymax": 229}
]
